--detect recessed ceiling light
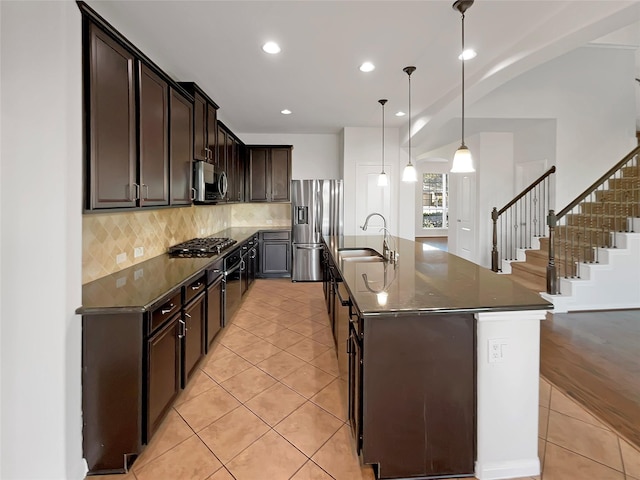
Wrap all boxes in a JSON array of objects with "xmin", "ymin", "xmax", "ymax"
[
  {"xmin": 281, "ymin": 109, "xmax": 292, "ymax": 115},
  {"xmin": 262, "ymin": 41, "xmax": 281, "ymax": 54},
  {"xmin": 359, "ymin": 62, "xmax": 375, "ymax": 72},
  {"xmin": 395, "ymin": 111, "xmax": 406, "ymax": 117},
  {"xmin": 458, "ymin": 49, "xmax": 477, "ymax": 60}
]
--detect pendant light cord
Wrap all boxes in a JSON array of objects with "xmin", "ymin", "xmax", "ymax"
[
  {"xmin": 382, "ymin": 101, "xmax": 385, "ymax": 173},
  {"xmin": 408, "ymin": 71, "xmax": 412, "ymax": 162},
  {"xmin": 461, "ymin": 12, "xmax": 465, "ymax": 146}
]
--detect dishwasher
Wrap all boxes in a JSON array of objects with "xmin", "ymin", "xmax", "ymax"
[{"xmin": 223, "ymin": 247, "xmax": 243, "ymax": 326}]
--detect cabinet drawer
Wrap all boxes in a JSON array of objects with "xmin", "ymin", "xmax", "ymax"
[
  {"xmin": 184, "ymin": 273, "xmax": 207, "ymax": 305},
  {"xmin": 207, "ymin": 259, "xmax": 223, "ymax": 285},
  {"xmin": 262, "ymin": 231, "xmax": 290, "ymax": 240},
  {"xmin": 151, "ymin": 291, "xmax": 181, "ymax": 333}
]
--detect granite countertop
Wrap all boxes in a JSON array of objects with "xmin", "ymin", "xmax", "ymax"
[
  {"xmin": 78, "ymin": 226, "xmax": 290, "ymax": 315},
  {"xmin": 324, "ymin": 234, "xmax": 553, "ymax": 316}
]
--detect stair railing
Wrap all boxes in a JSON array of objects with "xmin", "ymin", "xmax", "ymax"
[
  {"xmin": 491, "ymin": 166, "xmax": 556, "ymax": 272},
  {"xmin": 547, "ymin": 145, "xmax": 640, "ymax": 294}
]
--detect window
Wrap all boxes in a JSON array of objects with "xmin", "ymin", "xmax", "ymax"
[{"xmin": 422, "ymin": 173, "xmax": 448, "ymax": 228}]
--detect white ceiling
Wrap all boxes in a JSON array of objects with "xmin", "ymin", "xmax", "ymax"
[{"xmin": 87, "ymin": 0, "xmax": 640, "ymax": 146}]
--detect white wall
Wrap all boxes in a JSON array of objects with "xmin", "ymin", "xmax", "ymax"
[
  {"xmin": 1, "ymin": 2, "xmax": 84, "ymax": 479},
  {"xmin": 476, "ymin": 133, "xmax": 516, "ymax": 268},
  {"xmin": 469, "ymin": 45, "xmax": 637, "ymax": 209},
  {"xmin": 342, "ymin": 127, "xmax": 409, "ymax": 238},
  {"xmin": 239, "ymin": 133, "xmax": 341, "ymax": 180}
]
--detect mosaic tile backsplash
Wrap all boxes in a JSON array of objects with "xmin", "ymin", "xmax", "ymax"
[{"xmin": 83, "ymin": 203, "xmax": 291, "ymax": 284}]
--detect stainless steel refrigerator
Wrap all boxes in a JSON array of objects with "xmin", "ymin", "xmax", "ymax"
[{"xmin": 291, "ymin": 179, "xmax": 343, "ymax": 281}]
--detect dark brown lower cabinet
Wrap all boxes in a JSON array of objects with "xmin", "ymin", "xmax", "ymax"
[
  {"xmin": 146, "ymin": 314, "xmax": 181, "ymax": 441},
  {"xmin": 183, "ymin": 292, "xmax": 206, "ymax": 386},
  {"xmin": 206, "ymin": 277, "xmax": 223, "ymax": 349},
  {"xmin": 350, "ymin": 313, "xmax": 476, "ymax": 479}
]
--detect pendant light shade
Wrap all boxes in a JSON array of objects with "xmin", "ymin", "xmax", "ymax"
[
  {"xmin": 378, "ymin": 99, "xmax": 389, "ymax": 187},
  {"xmin": 451, "ymin": 0, "xmax": 475, "ymax": 173},
  {"xmin": 402, "ymin": 66, "xmax": 417, "ymax": 183}
]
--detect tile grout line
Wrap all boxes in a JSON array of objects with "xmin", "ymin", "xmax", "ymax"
[{"xmin": 545, "ymin": 438, "xmax": 627, "ymax": 474}]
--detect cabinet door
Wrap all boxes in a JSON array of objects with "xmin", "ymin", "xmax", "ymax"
[
  {"xmin": 169, "ymin": 88, "xmax": 193, "ymax": 205},
  {"xmin": 348, "ymin": 324, "xmax": 363, "ymax": 454},
  {"xmin": 206, "ymin": 278, "xmax": 223, "ymax": 350},
  {"xmin": 217, "ymin": 126, "xmax": 228, "ymax": 173},
  {"xmin": 183, "ymin": 294, "xmax": 205, "ymax": 385},
  {"xmin": 139, "ymin": 63, "xmax": 169, "ymax": 207},
  {"xmin": 206, "ymin": 104, "xmax": 217, "ymax": 164},
  {"xmin": 88, "ymin": 24, "xmax": 136, "ymax": 209},
  {"xmin": 248, "ymin": 148, "xmax": 269, "ymax": 202},
  {"xmin": 270, "ymin": 147, "xmax": 291, "ymax": 202},
  {"xmin": 193, "ymin": 93, "xmax": 207, "ymax": 162},
  {"xmin": 261, "ymin": 241, "xmax": 291, "ymax": 275},
  {"xmin": 147, "ymin": 316, "xmax": 181, "ymax": 441},
  {"xmin": 227, "ymin": 137, "xmax": 238, "ymax": 202}
]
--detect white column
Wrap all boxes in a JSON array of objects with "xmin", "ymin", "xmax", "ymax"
[{"xmin": 474, "ymin": 310, "xmax": 547, "ymax": 480}]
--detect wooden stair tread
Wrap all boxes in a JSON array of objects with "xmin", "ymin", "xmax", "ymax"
[
  {"xmin": 508, "ymin": 273, "xmax": 545, "ymax": 293},
  {"xmin": 511, "ymin": 261, "xmax": 546, "ymax": 276}
]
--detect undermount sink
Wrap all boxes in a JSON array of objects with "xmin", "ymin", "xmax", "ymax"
[{"xmin": 338, "ymin": 248, "xmax": 385, "ymax": 262}]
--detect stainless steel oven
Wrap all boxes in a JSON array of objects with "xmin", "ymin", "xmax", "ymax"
[{"xmin": 223, "ymin": 248, "xmax": 243, "ymax": 326}]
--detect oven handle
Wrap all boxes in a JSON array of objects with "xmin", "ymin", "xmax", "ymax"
[{"xmin": 224, "ymin": 263, "xmax": 242, "ymax": 276}]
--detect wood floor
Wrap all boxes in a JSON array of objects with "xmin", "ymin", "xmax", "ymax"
[
  {"xmin": 415, "ymin": 236, "xmax": 640, "ymax": 450},
  {"xmin": 541, "ymin": 309, "xmax": 640, "ymax": 450}
]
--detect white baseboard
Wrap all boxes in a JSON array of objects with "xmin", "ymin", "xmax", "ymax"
[{"xmin": 475, "ymin": 457, "xmax": 540, "ymax": 480}]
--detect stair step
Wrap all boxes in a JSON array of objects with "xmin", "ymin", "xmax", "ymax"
[
  {"xmin": 508, "ymin": 268, "xmax": 546, "ymax": 292},
  {"xmin": 621, "ymin": 165, "xmax": 640, "ymax": 177},
  {"xmin": 524, "ymin": 249, "xmax": 548, "ymax": 268},
  {"xmin": 581, "ymin": 202, "xmax": 640, "ymax": 216},
  {"xmin": 511, "ymin": 261, "xmax": 546, "ymax": 277},
  {"xmin": 595, "ymin": 189, "xmax": 640, "ymax": 202},
  {"xmin": 608, "ymin": 177, "xmax": 640, "ymax": 190},
  {"xmin": 566, "ymin": 213, "xmax": 629, "ymax": 230}
]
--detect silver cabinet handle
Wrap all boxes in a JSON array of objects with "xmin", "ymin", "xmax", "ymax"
[
  {"xmin": 161, "ymin": 303, "xmax": 176, "ymax": 315},
  {"xmin": 190, "ymin": 283, "xmax": 203, "ymax": 291},
  {"xmin": 142, "ymin": 184, "xmax": 149, "ymax": 199},
  {"xmin": 178, "ymin": 319, "xmax": 186, "ymax": 338},
  {"xmin": 191, "ymin": 187, "xmax": 196, "ymax": 201},
  {"xmin": 184, "ymin": 313, "xmax": 191, "ymax": 318},
  {"xmin": 133, "ymin": 183, "xmax": 140, "ymax": 201}
]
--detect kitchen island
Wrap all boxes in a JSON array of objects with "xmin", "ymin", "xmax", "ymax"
[{"xmin": 323, "ymin": 234, "xmax": 552, "ymax": 480}]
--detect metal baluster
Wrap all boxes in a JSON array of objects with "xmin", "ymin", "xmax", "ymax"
[{"xmin": 547, "ymin": 210, "xmax": 557, "ymax": 295}]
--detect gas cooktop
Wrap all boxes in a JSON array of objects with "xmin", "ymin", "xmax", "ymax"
[{"xmin": 168, "ymin": 237, "xmax": 237, "ymax": 258}]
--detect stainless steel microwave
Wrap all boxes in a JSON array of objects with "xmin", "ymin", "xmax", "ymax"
[{"xmin": 193, "ymin": 160, "xmax": 227, "ymax": 203}]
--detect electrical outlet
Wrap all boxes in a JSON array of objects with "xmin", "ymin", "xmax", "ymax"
[
  {"xmin": 116, "ymin": 277, "xmax": 127, "ymax": 288},
  {"xmin": 134, "ymin": 268, "xmax": 144, "ymax": 281},
  {"xmin": 116, "ymin": 252, "xmax": 127, "ymax": 264},
  {"xmin": 266, "ymin": 219, "xmax": 273, "ymax": 224},
  {"xmin": 134, "ymin": 246, "xmax": 144, "ymax": 258},
  {"xmin": 488, "ymin": 338, "xmax": 508, "ymax": 363}
]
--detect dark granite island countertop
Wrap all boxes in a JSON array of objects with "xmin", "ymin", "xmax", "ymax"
[
  {"xmin": 323, "ymin": 234, "xmax": 552, "ymax": 316},
  {"xmin": 324, "ymin": 233, "xmax": 551, "ymax": 480}
]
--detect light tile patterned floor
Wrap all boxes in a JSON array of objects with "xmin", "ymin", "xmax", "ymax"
[{"xmin": 89, "ymin": 279, "xmax": 640, "ymax": 480}]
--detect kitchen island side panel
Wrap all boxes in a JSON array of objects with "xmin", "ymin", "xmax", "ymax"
[{"xmin": 363, "ymin": 314, "xmax": 476, "ymax": 479}]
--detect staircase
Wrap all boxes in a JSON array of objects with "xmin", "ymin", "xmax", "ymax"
[{"xmin": 500, "ymin": 151, "xmax": 640, "ymax": 313}]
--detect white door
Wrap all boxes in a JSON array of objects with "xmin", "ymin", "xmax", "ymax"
[
  {"xmin": 456, "ymin": 173, "xmax": 476, "ymax": 262},
  {"xmin": 355, "ymin": 165, "xmax": 392, "ymax": 235}
]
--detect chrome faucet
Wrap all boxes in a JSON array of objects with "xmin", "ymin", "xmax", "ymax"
[{"xmin": 360, "ymin": 212, "xmax": 391, "ymax": 260}]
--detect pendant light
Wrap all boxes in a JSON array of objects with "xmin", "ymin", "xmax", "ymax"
[
  {"xmin": 402, "ymin": 67, "xmax": 418, "ymax": 182},
  {"xmin": 451, "ymin": 0, "xmax": 475, "ymax": 173},
  {"xmin": 402, "ymin": 66, "xmax": 418, "ymax": 182},
  {"xmin": 378, "ymin": 99, "xmax": 389, "ymax": 186}
]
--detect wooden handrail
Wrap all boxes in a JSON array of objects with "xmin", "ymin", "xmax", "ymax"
[
  {"xmin": 491, "ymin": 166, "xmax": 556, "ymax": 272},
  {"xmin": 555, "ymin": 145, "xmax": 640, "ymax": 220},
  {"xmin": 497, "ymin": 166, "xmax": 556, "ymax": 216}
]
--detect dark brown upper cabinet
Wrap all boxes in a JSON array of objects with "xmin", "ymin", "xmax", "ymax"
[
  {"xmin": 178, "ymin": 83, "xmax": 219, "ymax": 165},
  {"xmin": 247, "ymin": 146, "xmax": 292, "ymax": 202},
  {"xmin": 83, "ymin": 7, "xmax": 196, "ymax": 212},
  {"xmin": 87, "ymin": 23, "xmax": 137, "ymax": 209},
  {"xmin": 138, "ymin": 63, "xmax": 169, "ymax": 207},
  {"xmin": 217, "ymin": 122, "xmax": 245, "ymax": 204},
  {"xmin": 169, "ymin": 88, "xmax": 194, "ymax": 205}
]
